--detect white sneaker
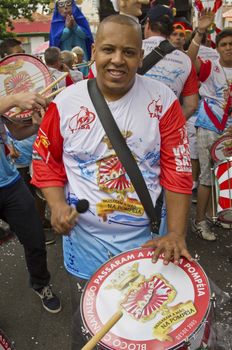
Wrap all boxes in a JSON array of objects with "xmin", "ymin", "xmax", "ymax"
[{"xmin": 192, "ymin": 220, "xmax": 217, "ymax": 241}]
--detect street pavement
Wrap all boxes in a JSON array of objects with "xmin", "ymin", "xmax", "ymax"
[{"xmin": 0, "ymin": 204, "xmax": 232, "ymax": 350}]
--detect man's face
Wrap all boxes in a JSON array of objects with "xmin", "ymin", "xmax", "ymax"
[
  {"xmin": 57, "ymin": 0, "xmax": 72, "ymax": 17},
  {"xmin": 119, "ymin": 0, "xmax": 143, "ymax": 17},
  {"xmin": 217, "ymin": 36, "xmax": 232, "ymax": 67},
  {"xmin": 92, "ymin": 22, "xmax": 143, "ymax": 101},
  {"xmin": 170, "ymin": 31, "xmax": 186, "ymax": 50}
]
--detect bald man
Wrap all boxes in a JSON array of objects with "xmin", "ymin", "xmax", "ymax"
[{"xmin": 32, "ymin": 15, "xmax": 192, "ymax": 348}]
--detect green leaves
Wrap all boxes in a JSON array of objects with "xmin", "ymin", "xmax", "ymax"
[{"xmin": 0, "ymin": 0, "xmax": 50, "ymax": 39}]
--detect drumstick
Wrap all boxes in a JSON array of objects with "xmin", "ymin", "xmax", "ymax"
[
  {"xmin": 39, "ymin": 72, "xmax": 68, "ymax": 95},
  {"xmin": 46, "ymin": 87, "xmax": 65, "ymax": 99},
  {"xmin": 9, "ymin": 73, "xmax": 69, "ymax": 118},
  {"xmin": 81, "ymin": 310, "xmax": 123, "ymax": 350}
]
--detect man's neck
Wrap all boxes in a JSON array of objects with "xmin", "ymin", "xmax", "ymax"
[
  {"xmin": 119, "ymin": 12, "xmax": 139, "ymax": 23},
  {"xmin": 219, "ymin": 58, "xmax": 232, "ymax": 69},
  {"xmin": 145, "ymin": 31, "xmax": 166, "ymax": 39}
]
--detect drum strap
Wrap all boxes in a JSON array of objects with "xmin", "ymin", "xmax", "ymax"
[
  {"xmin": 203, "ymin": 84, "xmax": 232, "ymax": 132},
  {"xmin": 87, "ymin": 78, "xmax": 162, "ymax": 234},
  {"xmin": 137, "ymin": 40, "xmax": 176, "ymax": 75}
]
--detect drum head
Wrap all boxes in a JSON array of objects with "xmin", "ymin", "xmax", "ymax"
[
  {"xmin": 81, "ymin": 248, "xmax": 210, "ymax": 350},
  {"xmin": 0, "ymin": 53, "xmax": 52, "ymax": 121},
  {"xmin": 211, "ymin": 135, "xmax": 232, "ymax": 163}
]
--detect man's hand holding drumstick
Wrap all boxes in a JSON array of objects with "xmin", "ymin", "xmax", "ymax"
[{"xmin": 8, "ymin": 72, "xmax": 68, "ymax": 119}]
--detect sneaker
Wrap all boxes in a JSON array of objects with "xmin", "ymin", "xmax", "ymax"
[
  {"xmin": 0, "ymin": 227, "xmax": 14, "ymax": 245},
  {"xmin": 34, "ymin": 285, "xmax": 61, "ymax": 313},
  {"xmin": 192, "ymin": 220, "xmax": 217, "ymax": 241}
]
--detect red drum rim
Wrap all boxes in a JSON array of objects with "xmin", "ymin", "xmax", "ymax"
[
  {"xmin": 211, "ymin": 135, "xmax": 232, "ymax": 163},
  {"xmin": 81, "ymin": 248, "xmax": 210, "ymax": 350},
  {"xmin": 0, "ymin": 53, "xmax": 52, "ymax": 121}
]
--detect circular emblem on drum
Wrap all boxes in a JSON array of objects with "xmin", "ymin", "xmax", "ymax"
[
  {"xmin": 211, "ymin": 135, "xmax": 232, "ymax": 163},
  {"xmin": 81, "ymin": 248, "xmax": 211, "ymax": 350}
]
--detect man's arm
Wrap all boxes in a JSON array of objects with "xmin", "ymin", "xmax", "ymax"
[
  {"xmin": 31, "ymin": 102, "xmax": 75, "ymax": 235},
  {"xmin": 182, "ymin": 94, "xmax": 199, "ymax": 120},
  {"xmin": 41, "ymin": 187, "xmax": 77, "ymax": 234},
  {"xmin": 143, "ymin": 97, "xmax": 193, "ymax": 264}
]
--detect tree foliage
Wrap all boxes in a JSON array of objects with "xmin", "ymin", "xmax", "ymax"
[{"xmin": 0, "ymin": 0, "xmax": 50, "ymax": 40}]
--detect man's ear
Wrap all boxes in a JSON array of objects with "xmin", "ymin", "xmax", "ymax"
[
  {"xmin": 139, "ymin": 49, "xmax": 144, "ymax": 68},
  {"xmin": 91, "ymin": 43, "xmax": 96, "ymax": 60}
]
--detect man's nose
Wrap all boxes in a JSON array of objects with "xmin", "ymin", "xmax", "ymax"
[{"xmin": 111, "ymin": 51, "xmax": 124, "ymax": 64}]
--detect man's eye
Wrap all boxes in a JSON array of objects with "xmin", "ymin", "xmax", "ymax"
[
  {"xmin": 125, "ymin": 50, "xmax": 135, "ymax": 57},
  {"xmin": 102, "ymin": 47, "xmax": 113, "ymax": 53}
]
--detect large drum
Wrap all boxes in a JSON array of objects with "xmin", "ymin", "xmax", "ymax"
[
  {"xmin": 81, "ymin": 248, "xmax": 213, "ymax": 350},
  {"xmin": 0, "ymin": 53, "xmax": 52, "ymax": 122},
  {"xmin": 213, "ymin": 158, "xmax": 232, "ymax": 223}
]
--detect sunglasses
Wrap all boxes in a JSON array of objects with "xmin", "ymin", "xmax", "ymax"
[{"xmin": 57, "ymin": 0, "xmax": 72, "ymax": 8}]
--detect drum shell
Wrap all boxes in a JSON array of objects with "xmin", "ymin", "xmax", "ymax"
[
  {"xmin": 81, "ymin": 248, "xmax": 212, "ymax": 350},
  {"xmin": 213, "ymin": 158, "xmax": 232, "ymax": 223}
]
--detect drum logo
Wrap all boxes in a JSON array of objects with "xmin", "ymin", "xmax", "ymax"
[{"xmin": 106, "ymin": 261, "xmax": 197, "ymax": 343}]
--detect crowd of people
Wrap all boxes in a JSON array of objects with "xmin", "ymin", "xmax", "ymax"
[{"xmin": 1, "ymin": 0, "xmax": 232, "ymax": 349}]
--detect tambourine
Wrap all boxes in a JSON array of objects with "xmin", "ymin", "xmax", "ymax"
[
  {"xmin": 0, "ymin": 53, "xmax": 53, "ymax": 122},
  {"xmin": 81, "ymin": 248, "xmax": 213, "ymax": 350},
  {"xmin": 210, "ymin": 134, "xmax": 232, "ymax": 163}
]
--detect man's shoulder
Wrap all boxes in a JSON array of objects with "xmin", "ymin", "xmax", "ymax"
[
  {"xmin": 55, "ymin": 79, "xmax": 88, "ymax": 104},
  {"xmin": 136, "ymin": 74, "xmax": 176, "ymax": 99}
]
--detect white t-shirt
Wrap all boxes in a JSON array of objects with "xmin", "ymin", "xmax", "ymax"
[
  {"xmin": 142, "ymin": 36, "xmax": 198, "ymax": 98},
  {"xmin": 32, "ymin": 76, "xmax": 192, "ymax": 279},
  {"xmin": 196, "ymin": 59, "xmax": 232, "ymax": 133}
]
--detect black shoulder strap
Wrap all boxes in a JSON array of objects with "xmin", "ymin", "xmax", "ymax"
[
  {"xmin": 137, "ymin": 40, "xmax": 176, "ymax": 75},
  {"xmin": 87, "ymin": 78, "xmax": 162, "ymax": 233}
]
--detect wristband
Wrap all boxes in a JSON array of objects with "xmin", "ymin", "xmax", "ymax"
[
  {"xmin": 192, "ymin": 39, "xmax": 200, "ymax": 47},
  {"xmin": 196, "ymin": 29, "xmax": 205, "ymax": 36}
]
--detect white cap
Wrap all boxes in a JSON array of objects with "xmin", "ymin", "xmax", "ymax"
[{"xmin": 111, "ymin": 0, "xmax": 119, "ymax": 12}]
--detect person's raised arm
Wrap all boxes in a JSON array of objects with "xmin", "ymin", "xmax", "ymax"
[
  {"xmin": 187, "ymin": 9, "xmax": 215, "ymax": 73},
  {"xmin": 182, "ymin": 94, "xmax": 199, "ymax": 120}
]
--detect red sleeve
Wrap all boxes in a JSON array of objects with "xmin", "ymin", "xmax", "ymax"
[
  {"xmin": 198, "ymin": 59, "xmax": 212, "ymax": 82},
  {"xmin": 66, "ymin": 74, "xmax": 74, "ymax": 86},
  {"xmin": 31, "ymin": 102, "xmax": 67, "ymax": 189},
  {"xmin": 182, "ymin": 63, "xmax": 199, "ymax": 96},
  {"xmin": 160, "ymin": 99, "xmax": 192, "ymax": 194},
  {"xmin": 87, "ymin": 68, "xmax": 95, "ymax": 79}
]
